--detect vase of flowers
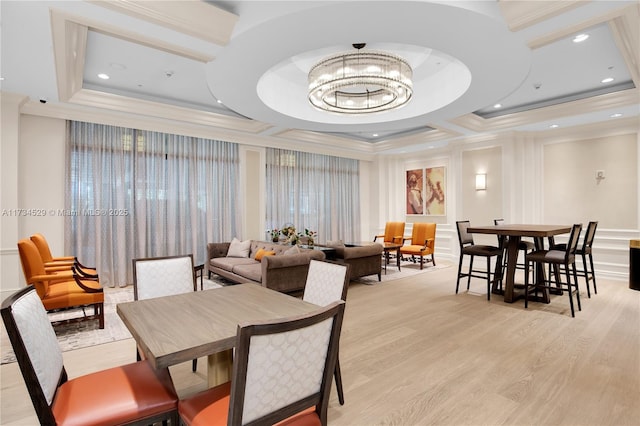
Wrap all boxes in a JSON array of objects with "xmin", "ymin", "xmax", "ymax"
[
  {"xmin": 303, "ymin": 228, "xmax": 317, "ymax": 247},
  {"xmin": 281, "ymin": 225, "xmax": 298, "ymax": 245},
  {"xmin": 269, "ymin": 229, "xmax": 280, "ymax": 242}
]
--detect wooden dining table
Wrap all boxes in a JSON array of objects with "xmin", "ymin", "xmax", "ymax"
[
  {"xmin": 116, "ymin": 283, "xmax": 319, "ymax": 387},
  {"xmin": 467, "ymin": 224, "xmax": 572, "ymax": 303}
]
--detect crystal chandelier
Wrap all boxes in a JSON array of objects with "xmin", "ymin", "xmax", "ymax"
[{"xmin": 308, "ymin": 43, "xmax": 413, "ymax": 114}]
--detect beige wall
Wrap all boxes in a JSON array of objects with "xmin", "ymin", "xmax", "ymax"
[{"xmin": 543, "ymin": 134, "xmax": 637, "ymax": 228}]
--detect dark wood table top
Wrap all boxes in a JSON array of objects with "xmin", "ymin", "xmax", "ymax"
[
  {"xmin": 467, "ymin": 224, "xmax": 572, "ymax": 238},
  {"xmin": 117, "ymin": 283, "xmax": 319, "ymax": 370}
]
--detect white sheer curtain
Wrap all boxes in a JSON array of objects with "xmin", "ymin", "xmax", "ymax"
[
  {"xmin": 265, "ymin": 148, "xmax": 360, "ymax": 244},
  {"xmin": 65, "ymin": 121, "xmax": 240, "ymax": 287}
]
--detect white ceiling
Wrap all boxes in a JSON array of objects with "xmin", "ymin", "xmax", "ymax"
[{"xmin": 1, "ymin": 1, "xmax": 639, "ymax": 155}]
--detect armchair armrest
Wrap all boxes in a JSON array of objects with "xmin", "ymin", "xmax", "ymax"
[
  {"xmin": 73, "ymin": 275, "xmax": 103, "ymax": 293},
  {"xmin": 373, "ymin": 234, "xmax": 384, "ymax": 242},
  {"xmin": 28, "ymin": 271, "xmax": 75, "ymax": 285},
  {"xmin": 421, "ymin": 238, "xmax": 435, "ymax": 250}
]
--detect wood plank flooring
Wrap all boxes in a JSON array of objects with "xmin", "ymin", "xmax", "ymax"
[{"xmin": 2, "ymin": 262, "xmax": 639, "ymax": 425}]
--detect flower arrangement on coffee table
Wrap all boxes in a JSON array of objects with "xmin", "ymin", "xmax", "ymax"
[{"xmin": 281, "ymin": 225, "xmax": 298, "ymax": 245}]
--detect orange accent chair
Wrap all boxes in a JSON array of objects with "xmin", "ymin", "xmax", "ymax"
[
  {"xmin": 373, "ymin": 221, "xmax": 405, "ymax": 244},
  {"xmin": 400, "ymin": 223, "xmax": 437, "ymax": 269},
  {"xmin": 17, "ymin": 238, "xmax": 104, "ymax": 328},
  {"xmin": 30, "ymin": 233, "xmax": 98, "ymax": 277},
  {"xmin": 1, "ymin": 286, "xmax": 179, "ymax": 426},
  {"xmin": 178, "ymin": 301, "xmax": 345, "ymax": 426}
]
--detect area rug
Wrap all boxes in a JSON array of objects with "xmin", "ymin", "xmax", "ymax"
[
  {"xmin": 1, "ymin": 279, "xmax": 223, "ymax": 365},
  {"xmin": 352, "ymin": 259, "xmax": 451, "ymax": 285}
]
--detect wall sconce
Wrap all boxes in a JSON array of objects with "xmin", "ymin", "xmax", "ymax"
[{"xmin": 475, "ymin": 174, "xmax": 486, "ymax": 191}]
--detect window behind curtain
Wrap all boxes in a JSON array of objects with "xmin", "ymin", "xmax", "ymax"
[
  {"xmin": 265, "ymin": 148, "xmax": 360, "ymax": 244},
  {"xmin": 65, "ymin": 121, "xmax": 240, "ymax": 287}
]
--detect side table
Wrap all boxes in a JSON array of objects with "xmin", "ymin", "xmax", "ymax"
[{"xmin": 194, "ymin": 264, "xmax": 204, "ymax": 290}]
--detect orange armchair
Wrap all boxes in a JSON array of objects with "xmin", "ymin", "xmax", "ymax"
[
  {"xmin": 30, "ymin": 233, "xmax": 98, "ymax": 277},
  {"xmin": 374, "ymin": 221, "xmax": 406, "ymax": 244},
  {"xmin": 400, "ymin": 223, "xmax": 436, "ymax": 269},
  {"xmin": 17, "ymin": 238, "xmax": 104, "ymax": 328}
]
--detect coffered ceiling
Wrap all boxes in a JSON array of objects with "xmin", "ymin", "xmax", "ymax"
[{"xmin": 1, "ymin": 1, "xmax": 638, "ymax": 157}]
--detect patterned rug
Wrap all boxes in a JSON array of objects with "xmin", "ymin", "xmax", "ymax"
[{"xmin": 1, "ymin": 279, "xmax": 223, "ymax": 365}]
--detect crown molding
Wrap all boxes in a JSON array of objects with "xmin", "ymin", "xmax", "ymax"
[
  {"xmin": 527, "ymin": 3, "xmax": 639, "ymax": 50},
  {"xmin": 89, "ymin": 0, "xmax": 238, "ymax": 46},
  {"xmin": 70, "ymin": 89, "xmax": 272, "ymax": 134},
  {"xmin": 498, "ymin": 0, "xmax": 586, "ymax": 32},
  {"xmin": 609, "ymin": 4, "xmax": 640, "ymax": 87},
  {"xmin": 372, "ymin": 126, "xmax": 462, "ymax": 153},
  {"xmin": 451, "ymin": 88, "xmax": 640, "ymax": 132}
]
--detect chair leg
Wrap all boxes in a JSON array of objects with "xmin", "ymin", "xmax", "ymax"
[
  {"xmin": 564, "ymin": 264, "xmax": 575, "ymax": 317},
  {"xmin": 588, "ymin": 253, "xmax": 597, "ymax": 294},
  {"xmin": 419, "ymin": 256, "xmax": 423, "ymax": 270},
  {"xmin": 192, "ymin": 358, "xmax": 197, "ymax": 372},
  {"xmin": 456, "ymin": 255, "xmax": 465, "ymax": 294},
  {"xmin": 486, "ymin": 257, "xmax": 491, "ymax": 301},
  {"xmin": 524, "ymin": 259, "xmax": 530, "ymax": 309},
  {"xmin": 432, "ymin": 253, "xmax": 436, "ymax": 266},
  {"xmin": 581, "ymin": 253, "xmax": 591, "ymax": 298},
  {"xmin": 334, "ymin": 357, "xmax": 345, "ymax": 405},
  {"xmin": 572, "ymin": 262, "xmax": 581, "ymax": 312},
  {"xmin": 467, "ymin": 256, "xmax": 474, "ymax": 290}
]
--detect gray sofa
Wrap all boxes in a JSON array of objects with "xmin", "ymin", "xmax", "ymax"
[
  {"xmin": 327, "ymin": 242, "xmax": 383, "ymax": 281},
  {"xmin": 206, "ymin": 240, "xmax": 325, "ymax": 293}
]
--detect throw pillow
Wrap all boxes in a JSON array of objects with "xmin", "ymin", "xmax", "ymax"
[
  {"xmin": 326, "ymin": 240, "xmax": 345, "ymax": 248},
  {"xmin": 254, "ymin": 248, "xmax": 276, "ymax": 261},
  {"xmin": 283, "ymin": 245, "xmax": 301, "ymax": 255},
  {"xmin": 227, "ymin": 238, "xmax": 251, "ymax": 258}
]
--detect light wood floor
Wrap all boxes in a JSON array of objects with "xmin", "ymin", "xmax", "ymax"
[{"xmin": 2, "ymin": 262, "xmax": 639, "ymax": 425}]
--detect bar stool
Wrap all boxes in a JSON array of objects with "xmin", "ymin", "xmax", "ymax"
[
  {"xmin": 550, "ymin": 221, "xmax": 598, "ymax": 297},
  {"xmin": 455, "ymin": 221, "xmax": 504, "ymax": 300}
]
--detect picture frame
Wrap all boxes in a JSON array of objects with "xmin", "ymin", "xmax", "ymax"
[
  {"xmin": 425, "ymin": 166, "xmax": 446, "ymax": 216},
  {"xmin": 405, "ymin": 169, "xmax": 424, "ymax": 215}
]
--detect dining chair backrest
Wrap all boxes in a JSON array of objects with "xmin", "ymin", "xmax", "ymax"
[
  {"xmin": 132, "ymin": 254, "xmax": 196, "ymax": 300},
  {"xmin": 563, "ymin": 224, "xmax": 583, "ymax": 261},
  {"xmin": 456, "ymin": 220, "xmax": 474, "ymax": 247},
  {"xmin": 494, "ymin": 219, "xmax": 505, "ymax": 226},
  {"xmin": 303, "ymin": 260, "xmax": 350, "ymax": 306},
  {"xmin": 228, "ymin": 301, "xmax": 345, "ymax": 426},
  {"xmin": 2, "ymin": 286, "xmax": 66, "ymax": 424},
  {"xmin": 582, "ymin": 221, "xmax": 598, "ymax": 252}
]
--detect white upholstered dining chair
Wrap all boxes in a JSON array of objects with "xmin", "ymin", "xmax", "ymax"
[
  {"xmin": 303, "ymin": 259, "xmax": 350, "ymax": 405},
  {"xmin": 132, "ymin": 254, "xmax": 198, "ymax": 371}
]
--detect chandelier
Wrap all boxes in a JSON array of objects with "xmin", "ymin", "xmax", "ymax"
[{"xmin": 308, "ymin": 43, "xmax": 413, "ymax": 114}]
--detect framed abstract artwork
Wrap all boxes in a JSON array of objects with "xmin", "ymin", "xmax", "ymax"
[
  {"xmin": 425, "ymin": 166, "xmax": 446, "ymax": 215},
  {"xmin": 405, "ymin": 169, "xmax": 424, "ymax": 215}
]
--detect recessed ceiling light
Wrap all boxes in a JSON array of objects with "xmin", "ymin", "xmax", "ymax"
[
  {"xmin": 97, "ymin": 73, "xmax": 110, "ymax": 80},
  {"xmin": 549, "ymin": 124, "xmax": 559, "ymax": 129},
  {"xmin": 610, "ymin": 113, "xmax": 623, "ymax": 118},
  {"xmin": 573, "ymin": 34, "xmax": 589, "ymax": 43},
  {"xmin": 601, "ymin": 77, "xmax": 614, "ymax": 83},
  {"xmin": 217, "ymin": 100, "xmax": 223, "ymax": 104},
  {"xmin": 372, "ymin": 133, "xmax": 379, "ymax": 137},
  {"xmin": 493, "ymin": 103, "xmax": 502, "ymax": 109}
]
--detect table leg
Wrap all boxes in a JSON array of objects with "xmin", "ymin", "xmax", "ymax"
[
  {"xmin": 396, "ymin": 247, "xmax": 401, "ymax": 271},
  {"xmin": 207, "ymin": 349, "xmax": 233, "ymax": 387},
  {"xmin": 502, "ymin": 236, "xmax": 520, "ymax": 303}
]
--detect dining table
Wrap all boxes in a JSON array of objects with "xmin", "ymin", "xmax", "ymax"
[
  {"xmin": 116, "ymin": 283, "xmax": 320, "ymax": 387},
  {"xmin": 466, "ymin": 224, "xmax": 572, "ymax": 303}
]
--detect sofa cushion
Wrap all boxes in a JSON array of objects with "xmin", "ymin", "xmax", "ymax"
[
  {"xmin": 254, "ymin": 249, "xmax": 276, "ymax": 261},
  {"xmin": 326, "ymin": 240, "xmax": 345, "ymax": 248},
  {"xmin": 227, "ymin": 238, "xmax": 251, "ymax": 257},
  {"xmin": 284, "ymin": 245, "xmax": 301, "ymax": 255},
  {"xmin": 232, "ymin": 263, "xmax": 262, "ymax": 282},
  {"xmin": 210, "ymin": 257, "xmax": 256, "ymax": 273}
]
